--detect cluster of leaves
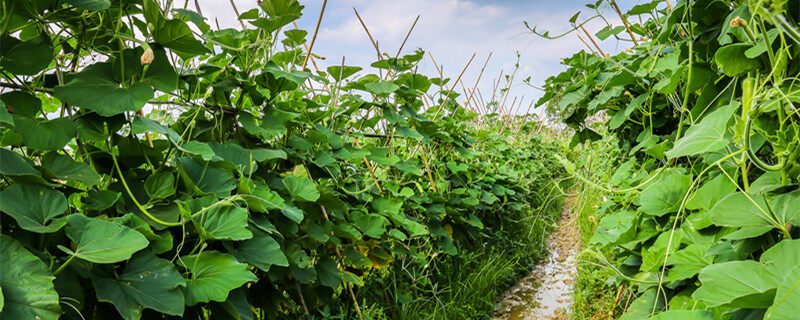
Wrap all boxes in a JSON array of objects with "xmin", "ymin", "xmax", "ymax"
[
  {"xmin": 538, "ymin": 0, "xmax": 800, "ymax": 318},
  {"xmin": 0, "ymin": 0, "xmax": 563, "ymax": 319}
]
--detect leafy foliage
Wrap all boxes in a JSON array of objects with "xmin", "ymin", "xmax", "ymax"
[
  {"xmin": 539, "ymin": 0, "xmax": 800, "ymax": 318},
  {"xmin": 0, "ymin": 0, "xmax": 564, "ymax": 319}
]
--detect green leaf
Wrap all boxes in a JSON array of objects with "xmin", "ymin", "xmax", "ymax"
[
  {"xmin": 13, "ymin": 117, "xmax": 77, "ymax": 150},
  {"xmin": 83, "ymin": 190, "xmax": 121, "ymax": 211},
  {"xmin": 116, "ymin": 214, "xmax": 173, "ymax": 254},
  {"xmin": 638, "ymin": 171, "xmax": 692, "ymax": 216},
  {"xmin": 766, "ymin": 266, "xmax": 800, "ymax": 320},
  {"xmin": 178, "ymin": 251, "xmax": 257, "ymax": 305},
  {"xmin": 66, "ymin": 0, "xmax": 111, "ymax": 11},
  {"xmin": 693, "ymin": 260, "xmax": 780, "ymax": 308},
  {"xmin": 364, "ymin": 81, "xmax": 400, "ymax": 97},
  {"xmin": 60, "ymin": 214, "xmax": 149, "ymax": 264},
  {"xmin": 373, "ymin": 197, "xmax": 403, "ymax": 215},
  {"xmin": 283, "ymin": 176, "xmax": 319, "ymax": 202},
  {"xmin": 143, "ymin": 46, "xmax": 179, "ymax": 92},
  {"xmin": 0, "ymin": 148, "xmax": 43, "ymax": 180},
  {"xmin": 184, "ymin": 196, "xmax": 252, "ymax": 241},
  {"xmin": 327, "ymin": 65, "xmax": 362, "ymax": 81},
  {"xmin": 42, "ymin": 152, "xmax": 102, "ymax": 187},
  {"xmin": 715, "ymin": 44, "xmax": 764, "ymax": 77},
  {"xmin": 0, "ymin": 184, "xmax": 68, "ymax": 233},
  {"xmin": 55, "ymin": 63, "xmax": 154, "ymax": 116},
  {"xmin": 153, "ymin": 20, "xmax": 209, "ymax": 58},
  {"xmin": 131, "ymin": 115, "xmax": 181, "ymax": 142},
  {"xmin": 0, "ymin": 235, "xmax": 61, "ymax": 320},
  {"xmin": 667, "ymin": 244, "xmax": 714, "ymax": 282},
  {"xmin": 650, "ymin": 310, "xmax": 715, "ymax": 320},
  {"xmin": 226, "ymin": 234, "xmax": 289, "ymax": 272},
  {"xmin": 91, "ymin": 251, "xmax": 185, "ymax": 320},
  {"xmin": 178, "ymin": 157, "xmax": 237, "ymax": 197},
  {"xmin": 145, "ymin": 171, "xmax": 176, "ymax": 199},
  {"xmin": 354, "ymin": 214, "xmax": 389, "ymax": 238},
  {"xmin": 666, "ymin": 103, "xmax": 737, "ymax": 159},
  {"xmin": 685, "ymin": 172, "xmax": 737, "ymax": 211},
  {"xmin": 316, "ymin": 256, "xmax": 341, "ymax": 289},
  {"xmin": 709, "ymin": 192, "xmax": 788, "ymax": 239},
  {"xmin": 0, "ymin": 34, "xmax": 53, "ymax": 75}
]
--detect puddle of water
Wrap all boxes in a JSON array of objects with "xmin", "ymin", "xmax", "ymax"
[{"xmin": 493, "ymin": 204, "xmax": 580, "ymax": 320}]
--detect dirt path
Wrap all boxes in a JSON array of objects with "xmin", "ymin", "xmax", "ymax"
[{"xmin": 493, "ymin": 196, "xmax": 581, "ymax": 320}]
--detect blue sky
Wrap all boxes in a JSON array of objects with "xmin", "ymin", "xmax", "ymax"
[{"xmin": 204, "ymin": 0, "xmax": 658, "ymax": 114}]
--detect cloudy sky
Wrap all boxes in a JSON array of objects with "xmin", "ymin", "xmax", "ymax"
[{"xmin": 199, "ymin": 0, "xmax": 659, "ymax": 114}]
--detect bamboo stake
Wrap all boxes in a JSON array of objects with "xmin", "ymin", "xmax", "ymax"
[
  {"xmin": 394, "ymin": 15, "xmax": 420, "ymax": 60},
  {"xmin": 419, "ymin": 146, "xmax": 437, "ymax": 192},
  {"xmin": 430, "ymin": 52, "xmax": 476, "ymax": 121},
  {"xmin": 351, "ymin": 134, "xmax": 384, "ymax": 193},
  {"xmin": 227, "ymin": 0, "xmax": 246, "ymax": 29},
  {"xmin": 301, "ymin": 0, "xmax": 328, "ymax": 71},
  {"xmin": 665, "ymin": 0, "xmax": 673, "ymax": 10},
  {"xmin": 353, "ymin": 8, "xmax": 383, "ymax": 62},
  {"xmin": 577, "ymin": 33, "xmax": 599, "ymax": 56},
  {"xmin": 580, "ymin": 24, "xmax": 606, "ymax": 57},
  {"xmin": 611, "ymin": 1, "xmax": 639, "ymax": 46}
]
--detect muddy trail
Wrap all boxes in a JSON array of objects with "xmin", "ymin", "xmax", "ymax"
[{"xmin": 493, "ymin": 196, "xmax": 581, "ymax": 320}]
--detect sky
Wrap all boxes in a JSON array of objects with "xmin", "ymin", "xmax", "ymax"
[{"xmin": 199, "ymin": 0, "xmax": 659, "ymax": 115}]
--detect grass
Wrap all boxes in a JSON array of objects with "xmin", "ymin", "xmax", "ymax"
[
  {"xmin": 569, "ymin": 136, "xmax": 627, "ymax": 319},
  {"xmin": 393, "ymin": 187, "xmax": 566, "ymax": 320},
  {"xmin": 343, "ymin": 177, "xmax": 568, "ymax": 320}
]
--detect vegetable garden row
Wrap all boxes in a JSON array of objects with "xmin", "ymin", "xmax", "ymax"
[
  {"xmin": 0, "ymin": 0, "xmax": 564, "ymax": 319},
  {"xmin": 539, "ymin": 0, "xmax": 800, "ymax": 318}
]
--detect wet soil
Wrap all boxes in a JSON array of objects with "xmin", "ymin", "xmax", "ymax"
[{"xmin": 493, "ymin": 196, "xmax": 581, "ymax": 320}]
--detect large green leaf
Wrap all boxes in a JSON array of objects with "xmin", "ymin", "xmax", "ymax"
[
  {"xmin": 0, "ymin": 184, "xmax": 68, "ymax": 233},
  {"xmin": 178, "ymin": 157, "xmax": 237, "ymax": 197},
  {"xmin": 144, "ymin": 171, "xmax": 176, "ymax": 199},
  {"xmin": 0, "ymin": 235, "xmax": 61, "ymax": 320},
  {"xmin": 226, "ymin": 234, "xmax": 289, "ymax": 272},
  {"xmin": 0, "ymin": 148, "xmax": 48, "ymax": 183},
  {"xmin": 178, "ymin": 251, "xmax": 257, "ymax": 305},
  {"xmin": 41, "ymin": 152, "xmax": 102, "ymax": 187},
  {"xmin": 92, "ymin": 251, "xmax": 185, "ymax": 320},
  {"xmin": 0, "ymin": 34, "xmax": 53, "ymax": 75},
  {"xmin": 60, "ymin": 214, "xmax": 149, "ymax": 264},
  {"xmin": 715, "ymin": 43, "xmax": 764, "ymax": 77},
  {"xmin": 66, "ymin": 0, "xmax": 111, "ymax": 11},
  {"xmin": 13, "ymin": 117, "xmax": 78, "ymax": 150},
  {"xmin": 354, "ymin": 214, "xmax": 389, "ymax": 238},
  {"xmin": 283, "ymin": 176, "xmax": 319, "ymax": 202},
  {"xmin": 666, "ymin": 103, "xmax": 737, "ymax": 159},
  {"xmin": 54, "ymin": 63, "xmax": 154, "ymax": 116},
  {"xmin": 153, "ymin": 20, "xmax": 209, "ymax": 58},
  {"xmin": 184, "ymin": 196, "xmax": 252, "ymax": 241},
  {"xmin": 131, "ymin": 115, "xmax": 181, "ymax": 142},
  {"xmin": 709, "ymin": 193, "xmax": 785, "ymax": 239},
  {"xmin": 143, "ymin": 46, "xmax": 179, "ymax": 92},
  {"xmin": 651, "ymin": 310, "xmax": 715, "ymax": 320},
  {"xmin": 765, "ymin": 266, "xmax": 800, "ymax": 320},
  {"xmin": 693, "ymin": 260, "xmax": 780, "ymax": 308},
  {"xmin": 685, "ymin": 172, "xmax": 737, "ymax": 211},
  {"xmin": 638, "ymin": 171, "xmax": 692, "ymax": 216}
]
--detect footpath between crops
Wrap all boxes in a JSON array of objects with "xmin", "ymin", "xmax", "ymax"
[{"xmin": 493, "ymin": 195, "xmax": 581, "ymax": 320}]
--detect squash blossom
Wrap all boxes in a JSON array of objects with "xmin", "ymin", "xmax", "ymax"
[{"xmin": 140, "ymin": 47, "xmax": 154, "ymax": 65}]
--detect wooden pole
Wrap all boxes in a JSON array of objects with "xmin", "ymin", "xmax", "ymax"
[
  {"xmin": 301, "ymin": 0, "xmax": 328, "ymax": 70},
  {"xmin": 580, "ymin": 24, "xmax": 606, "ymax": 57},
  {"xmin": 610, "ymin": 1, "xmax": 639, "ymax": 46}
]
